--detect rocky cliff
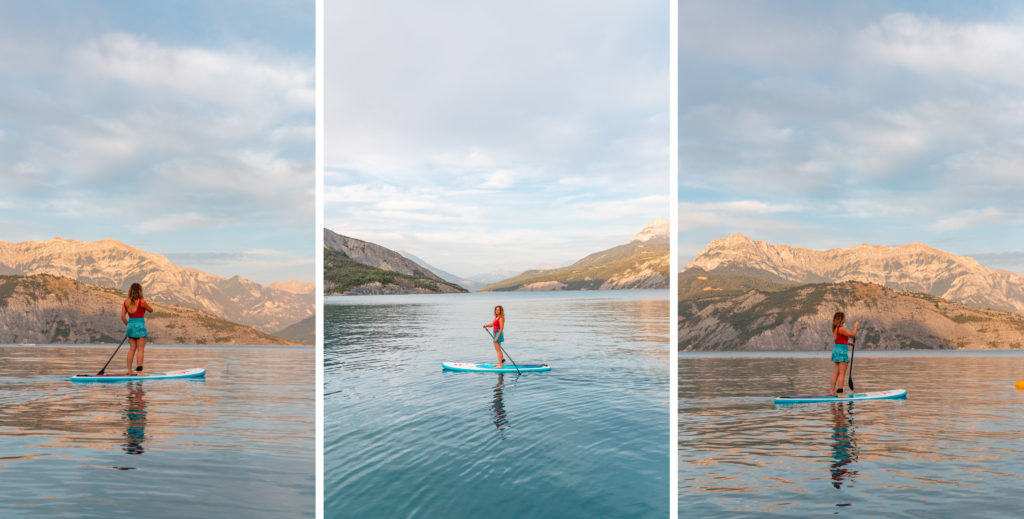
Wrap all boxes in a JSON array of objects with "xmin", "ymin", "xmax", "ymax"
[
  {"xmin": 688, "ymin": 234, "xmax": 1024, "ymax": 315},
  {"xmin": 679, "ymin": 272, "xmax": 1024, "ymax": 351},
  {"xmin": 0, "ymin": 274, "xmax": 296, "ymax": 345},
  {"xmin": 323, "ymin": 240, "xmax": 467, "ymax": 295},
  {"xmin": 0, "ymin": 238, "xmax": 313, "ymax": 333}
]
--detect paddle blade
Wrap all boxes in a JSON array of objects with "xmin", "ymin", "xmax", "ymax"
[{"xmin": 847, "ymin": 338, "xmax": 855, "ymax": 391}]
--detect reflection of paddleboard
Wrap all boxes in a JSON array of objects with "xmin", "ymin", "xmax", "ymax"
[
  {"xmin": 1016, "ymin": 380, "xmax": 1024, "ymax": 390},
  {"xmin": 70, "ymin": 368, "xmax": 206, "ymax": 383},
  {"xmin": 442, "ymin": 362, "xmax": 550, "ymax": 373},
  {"xmin": 774, "ymin": 389, "xmax": 907, "ymax": 405}
]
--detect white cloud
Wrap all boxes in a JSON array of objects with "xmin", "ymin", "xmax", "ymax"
[
  {"xmin": 858, "ymin": 13, "xmax": 1024, "ymax": 86},
  {"xmin": 137, "ymin": 212, "xmax": 213, "ymax": 232},
  {"xmin": 73, "ymin": 33, "xmax": 313, "ymax": 112},
  {"xmin": 933, "ymin": 207, "xmax": 1018, "ymax": 231}
]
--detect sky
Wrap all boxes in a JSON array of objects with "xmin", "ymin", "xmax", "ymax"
[
  {"xmin": 679, "ymin": 1, "xmax": 1024, "ymax": 275},
  {"xmin": 325, "ymin": 0, "xmax": 669, "ymax": 278},
  {"xmin": 0, "ymin": 1, "xmax": 314, "ymax": 284}
]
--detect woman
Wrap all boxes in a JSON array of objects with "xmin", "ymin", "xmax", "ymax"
[
  {"xmin": 121, "ymin": 283, "xmax": 155, "ymax": 375},
  {"xmin": 483, "ymin": 305, "xmax": 506, "ymax": 368},
  {"xmin": 829, "ymin": 311, "xmax": 857, "ymax": 397}
]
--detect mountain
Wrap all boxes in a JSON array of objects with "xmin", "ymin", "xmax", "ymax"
[
  {"xmin": 0, "ymin": 274, "xmax": 296, "ymax": 345},
  {"xmin": 480, "ymin": 219, "xmax": 670, "ymax": 292},
  {"xmin": 398, "ymin": 250, "xmax": 482, "ymax": 291},
  {"xmin": 0, "ymin": 238, "xmax": 313, "ymax": 333},
  {"xmin": 689, "ymin": 234, "xmax": 1024, "ymax": 315},
  {"xmin": 268, "ymin": 279, "xmax": 314, "ymax": 294},
  {"xmin": 679, "ymin": 272, "xmax": 1024, "ymax": 351},
  {"xmin": 272, "ymin": 316, "xmax": 314, "ymax": 345},
  {"xmin": 323, "ymin": 231, "xmax": 468, "ymax": 295}
]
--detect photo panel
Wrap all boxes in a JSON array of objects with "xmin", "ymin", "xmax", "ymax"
[
  {"xmin": 679, "ymin": 2, "xmax": 1024, "ymax": 517},
  {"xmin": 0, "ymin": 1, "xmax": 315, "ymax": 516},
  {"xmin": 325, "ymin": 1, "xmax": 672, "ymax": 517}
]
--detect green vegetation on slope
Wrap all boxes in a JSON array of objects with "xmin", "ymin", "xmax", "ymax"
[
  {"xmin": 324, "ymin": 247, "xmax": 467, "ymax": 294},
  {"xmin": 481, "ymin": 241, "xmax": 668, "ymax": 291}
]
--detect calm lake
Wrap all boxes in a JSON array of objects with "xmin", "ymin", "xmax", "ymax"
[
  {"xmin": 680, "ymin": 350, "xmax": 1024, "ymax": 517},
  {"xmin": 0, "ymin": 345, "xmax": 314, "ymax": 518},
  {"xmin": 326, "ymin": 290, "xmax": 670, "ymax": 518}
]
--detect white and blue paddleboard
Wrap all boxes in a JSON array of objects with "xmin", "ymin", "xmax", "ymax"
[
  {"xmin": 70, "ymin": 367, "xmax": 206, "ymax": 383},
  {"xmin": 774, "ymin": 388, "xmax": 907, "ymax": 405},
  {"xmin": 442, "ymin": 362, "xmax": 550, "ymax": 373}
]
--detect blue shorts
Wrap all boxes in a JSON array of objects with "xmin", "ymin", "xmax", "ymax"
[
  {"xmin": 494, "ymin": 330, "xmax": 504, "ymax": 343},
  {"xmin": 831, "ymin": 343, "xmax": 848, "ymax": 363},
  {"xmin": 126, "ymin": 317, "xmax": 147, "ymax": 339}
]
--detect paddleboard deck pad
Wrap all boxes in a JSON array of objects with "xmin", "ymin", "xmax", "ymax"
[
  {"xmin": 70, "ymin": 367, "xmax": 206, "ymax": 382},
  {"xmin": 774, "ymin": 388, "xmax": 907, "ymax": 404},
  {"xmin": 442, "ymin": 362, "xmax": 550, "ymax": 373}
]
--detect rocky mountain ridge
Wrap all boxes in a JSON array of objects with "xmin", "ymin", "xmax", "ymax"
[
  {"xmin": 689, "ymin": 234, "xmax": 1024, "ymax": 315},
  {"xmin": 0, "ymin": 274, "xmax": 296, "ymax": 345},
  {"xmin": 481, "ymin": 219, "xmax": 669, "ymax": 291},
  {"xmin": 323, "ymin": 233, "xmax": 467, "ymax": 295},
  {"xmin": 679, "ymin": 272, "xmax": 1024, "ymax": 351},
  {"xmin": 0, "ymin": 238, "xmax": 313, "ymax": 333}
]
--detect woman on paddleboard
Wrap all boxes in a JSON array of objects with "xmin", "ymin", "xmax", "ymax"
[
  {"xmin": 830, "ymin": 311, "xmax": 857, "ymax": 397},
  {"xmin": 483, "ymin": 305, "xmax": 506, "ymax": 368},
  {"xmin": 121, "ymin": 283, "xmax": 154, "ymax": 375}
]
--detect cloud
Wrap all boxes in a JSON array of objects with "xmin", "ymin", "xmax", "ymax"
[
  {"xmin": 932, "ymin": 207, "xmax": 1019, "ymax": 231},
  {"xmin": 137, "ymin": 212, "xmax": 213, "ymax": 232},
  {"xmin": 858, "ymin": 13, "xmax": 1024, "ymax": 86},
  {"xmin": 72, "ymin": 32, "xmax": 313, "ymax": 112}
]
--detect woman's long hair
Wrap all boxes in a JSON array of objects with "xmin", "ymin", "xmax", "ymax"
[
  {"xmin": 494, "ymin": 305, "xmax": 504, "ymax": 318},
  {"xmin": 832, "ymin": 311, "xmax": 845, "ymax": 332},
  {"xmin": 128, "ymin": 283, "xmax": 144, "ymax": 303}
]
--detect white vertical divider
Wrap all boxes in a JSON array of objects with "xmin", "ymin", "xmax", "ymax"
[{"xmin": 669, "ymin": 0, "xmax": 679, "ymax": 517}]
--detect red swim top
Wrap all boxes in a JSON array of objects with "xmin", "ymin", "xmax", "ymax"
[
  {"xmin": 834, "ymin": 327, "xmax": 848, "ymax": 345},
  {"xmin": 124, "ymin": 299, "xmax": 147, "ymax": 318},
  {"xmin": 492, "ymin": 317, "xmax": 502, "ymax": 333}
]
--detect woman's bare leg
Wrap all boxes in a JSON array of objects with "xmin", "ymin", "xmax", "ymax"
[
  {"xmin": 493, "ymin": 341, "xmax": 503, "ymax": 368},
  {"xmin": 127, "ymin": 340, "xmax": 138, "ymax": 373},
  {"xmin": 136, "ymin": 337, "xmax": 146, "ymax": 374}
]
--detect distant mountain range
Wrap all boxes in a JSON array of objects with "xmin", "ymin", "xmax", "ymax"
[
  {"xmin": 0, "ymin": 274, "xmax": 296, "ymax": 345},
  {"xmin": 324, "ymin": 230, "xmax": 468, "ymax": 295},
  {"xmin": 680, "ymin": 235, "xmax": 1024, "ymax": 350},
  {"xmin": 0, "ymin": 238, "xmax": 313, "ymax": 336},
  {"xmin": 481, "ymin": 219, "xmax": 669, "ymax": 291},
  {"xmin": 679, "ymin": 271, "xmax": 1024, "ymax": 351},
  {"xmin": 689, "ymin": 234, "xmax": 1024, "ymax": 314}
]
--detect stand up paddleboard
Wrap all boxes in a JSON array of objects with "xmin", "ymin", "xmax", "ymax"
[
  {"xmin": 70, "ymin": 367, "xmax": 206, "ymax": 383},
  {"xmin": 442, "ymin": 362, "xmax": 550, "ymax": 373},
  {"xmin": 774, "ymin": 388, "xmax": 907, "ymax": 405}
]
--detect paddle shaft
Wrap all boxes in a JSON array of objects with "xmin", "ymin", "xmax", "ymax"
[
  {"xmin": 98, "ymin": 335, "xmax": 129, "ymax": 375},
  {"xmin": 485, "ymin": 328, "xmax": 520, "ymax": 375},
  {"xmin": 847, "ymin": 336, "xmax": 856, "ymax": 391}
]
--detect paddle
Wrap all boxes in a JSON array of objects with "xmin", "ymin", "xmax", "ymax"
[
  {"xmin": 485, "ymin": 328, "xmax": 521, "ymax": 375},
  {"xmin": 847, "ymin": 336, "xmax": 856, "ymax": 392},
  {"xmin": 97, "ymin": 335, "xmax": 129, "ymax": 375}
]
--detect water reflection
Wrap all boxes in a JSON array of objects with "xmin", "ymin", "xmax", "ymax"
[
  {"xmin": 828, "ymin": 402, "xmax": 859, "ymax": 492},
  {"xmin": 122, "ymin": 381, "xmax": 148, "ymax": 455},
  {"xmin": 490, "ymin": 373, "xmax": 516, "ymax": 437}
]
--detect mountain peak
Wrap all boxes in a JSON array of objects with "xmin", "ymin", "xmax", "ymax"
[
  {"xmin": 690, "ymin": 235, "xmax": 1024, "ymax": 315},
  {"xmin": 632, "ymin": 218, "xmax": 669, "ymax": 243}
]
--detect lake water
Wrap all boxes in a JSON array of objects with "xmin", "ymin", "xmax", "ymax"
[
  {"xmin": 680, "ymin": 350, "xmax": 1024, "ymax": 517},
  {"xmin": 326, "ymin": 290, "xmax": 670, "ymax": 518},
  {"xmin": 0, "ymin": 345, "xmax": 314, "ymax": 518}
]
